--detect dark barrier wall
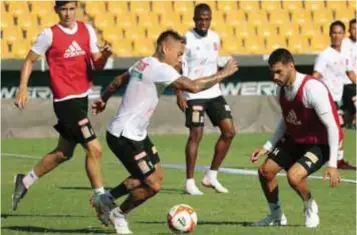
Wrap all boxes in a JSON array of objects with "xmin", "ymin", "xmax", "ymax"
[{"xmin": 1, "ymin": 65, "xmax": 314, "ymax": 98}]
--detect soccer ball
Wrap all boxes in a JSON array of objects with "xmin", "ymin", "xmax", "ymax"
[{"xmin": 167, "ymin": 204, "xmax": 197, "ymax": 233}]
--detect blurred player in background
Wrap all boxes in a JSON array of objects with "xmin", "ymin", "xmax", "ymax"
[
  {"xmin": 176, "ymin": 3, "xmax": 236, "ymax": 195},
  {"xmin": 312, "ymin": 20, "xmax": 356, "ymax": 170},
  {"xmin": 12, "ymin": 0, "xmax": 113, "ymax": 225},
  {"xmin": 91, "ymin": 30, "xmax": 238, "ymax": 234},
  {"xmin": 251, "ymin": 48, "xmax": 342, "ymax": 228}
]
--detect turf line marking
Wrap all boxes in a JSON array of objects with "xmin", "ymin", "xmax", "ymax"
[{"xmin": 2, "ymin": 153, "xmax": 356, "ymax": 184}]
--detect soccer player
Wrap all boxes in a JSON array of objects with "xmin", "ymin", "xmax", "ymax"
[
  {"xmin": 312, "ymin": 20, "xmax": 356, "ymax": 170},
  {"xmin": 251, "ymin": 48, "xmax": 342, "ymax": 228},
  {"xmin": 13, "ymin": 1, "xmax": 113, "ymax": 225},
  {"xmin": 176, "ymin": 3, "xmax": 235, "ymax": 195},
  {"xmin": 341, "ymin": 19, "xmax": 356, "ymax": 128},
  {"xmin": 91, "ymin": 30, "xmax": 238, "ymax": 234}
]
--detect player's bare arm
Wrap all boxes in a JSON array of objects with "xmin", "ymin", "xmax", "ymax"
[
  {"xmin": 15, "ymin": 51, "xmax": 41, "ymax": 110},
  {"xmin": 346, "ymin": 70, "xmax": 356, "ymax": 84},
  {"xmin": 91, "ymin": 41, "xmax": 112, "ymax": 70},
  {"xmin": 172, "ymin": 59, "xmax": 238, "ymax": 93},
  {"xmin": 92, "ymin": 72, "xmax": 130, "ymax": 115},
  {"xmin": 175, "ymin": 89, "xmax": 188, "ymax": 112}
]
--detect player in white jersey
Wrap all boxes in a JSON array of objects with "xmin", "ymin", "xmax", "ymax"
[
  {"xmin": 312, "ymin": 20, "xmax": 356, "ymax": 170},
  {"xmin": 91, "ymin": 30, "xmax": 238, "ymax": 234},
  {"xmin": 176, "ymin": 3, "xmax": 235, "ymax": 195},
  {"xmin": 341, "ymin": 19, "xmax": 356, "ymax": 128}
]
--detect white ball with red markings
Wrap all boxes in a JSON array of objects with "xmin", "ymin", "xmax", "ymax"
[{"xmin": 167, "ymin": 204, "xmax": 197, "ymax": 233}]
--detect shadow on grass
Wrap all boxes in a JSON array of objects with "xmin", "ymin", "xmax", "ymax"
[
  {"xmin": 1, "ymin": 213, "xmax": 89, "ymax": 219},
  {"xmin": 57, "ymin": 186, "xmax": 184, "ymax": 194},
  {"xmin": 137, "ymin": 220, "xmax": 304, "ymax": 227},
  {"xmin": 1, "ymin": 226, "xmax": 113, "ymax": 234}
]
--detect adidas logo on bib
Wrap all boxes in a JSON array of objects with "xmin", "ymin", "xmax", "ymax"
[{"xmin": 64, "ymin": 41, "xmax": 85, "ymax": 58}]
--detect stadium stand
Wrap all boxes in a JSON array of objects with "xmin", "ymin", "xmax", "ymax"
[{"xmin": 1, "ymin": 0, "xmax": 356, "ymax": 58}]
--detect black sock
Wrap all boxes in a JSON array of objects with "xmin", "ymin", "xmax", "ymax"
[{"xmin": 110, "ymin": 184, "xmax": 129, "ymax": 200}]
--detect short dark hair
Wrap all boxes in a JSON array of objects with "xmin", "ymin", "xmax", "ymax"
[
  {"xmin": 349, "ymin": 18, "xmax": 356, "ymax": 28},
  {"xmin": 329, "ymin": 20, "xmax": 346, "ymax": 33},
  {"xmin": 55, "ymin": 1, "xmax": 77, "ymax": 8},
  {"xmin": 156, "ymin": 30, "xmax": 185, "ymax": 47},
  {"xmin": 268, "ymin": 48, "xmax": 295, "ymax": 66},
  {"xmin": 194, "ymin": 3, "xmax": 211, "ymax": 18}
]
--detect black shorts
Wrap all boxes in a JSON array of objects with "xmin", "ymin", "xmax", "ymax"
[
  {"xmin": 267, "ymin": 136, "xmax": 329, "ymax": 175},
  {"xmin": 106, "ymin": 132, "xmax": 160, "ymax": 180},
  {"xmin": 342, "ymin": 84, "xmax": 356, "ymax": 115},
  {"xmin": 185, "ymin": 96, "xmax": 232, "ymax": 128},
  {"xmin": 53, "ymin": 96, "xmax": 96, "ymax": 145}
]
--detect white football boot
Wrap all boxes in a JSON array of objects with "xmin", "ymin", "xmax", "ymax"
[
  {"xmin": 184, "ymin": 179, "xmax": 203, "ymax": 195},
  {"xmin": 201, "ymin": 175, "xmax": 229, "ymax": 193},
  {"xmin": 110, "ymin": 207, "xmax": 133, "ymax": 235},
  {"xmin": 251, "ymin": 213, "xmax": 288, "ymax": 226},
  {"xmin": 304, "ymin": 199, "xmax": 320, "ymax": 228}
]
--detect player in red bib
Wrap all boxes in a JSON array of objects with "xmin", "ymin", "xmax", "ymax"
[
  {"xmin": 250, "ymin": 48, "xmax": 342, "ymax": 228},
  {"xmin": 13, "ymin": 1, "xmax": 113, "ymax": 225}
]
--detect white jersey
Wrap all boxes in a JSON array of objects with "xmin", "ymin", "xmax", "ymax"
[
  {"xmin": 182, "ymin": 29, "xmax": 229, "ymax": 100},
  {"xmin": 314, "ymin": 46, "xmax": 350, "ymax": 101},
  {"xmin": 342, "ymin": 37, "xmax": 357, "ymax": 78},
  {"xmin": 107, "ymin": 57, "xmax": 181, "ymax": 141},
  {"xmin": 31, "ymin": 22, "xmax": 99, "ymax": 55}
]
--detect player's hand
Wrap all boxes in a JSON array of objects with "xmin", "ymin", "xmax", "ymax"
[
  {"xmin": 176, "ymin": 93, "xmax": 188, "ymax": 112},
  {"xmin": 98, "ymin": 41, "xmax": 112, "ymax": 58},
  {"xmin": 222, "ymin": 59, "xmax": 239, "ymax": 77},
  {"xmin": 323, "ymin": 167, "xmax": 341, "ymax": 188},
  {"xmin": 251, "ymin": 148, "xmax": 267, "ymax": 163},
  {"xmin": 92, "ymin": 98, "xmax": 106, "ymax": 115},
  {"xmin": 15, "ymin": 87, "xmax": 29, "ymax": 110}
]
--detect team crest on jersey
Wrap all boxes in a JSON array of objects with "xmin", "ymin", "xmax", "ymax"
[
  {"xmin": 213, "ymin": 42, "xmax": 218, "ymax": 51},
  {"xmin": 286, "ymin": 109, "xmax": 302, "ymax": 125},
  {"xmin": 64, "ymin": 41, "xmax": 86, "ymax": 58}
]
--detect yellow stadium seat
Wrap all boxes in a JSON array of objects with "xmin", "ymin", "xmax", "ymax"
[
  {"xmin": 225, "ymin": 11, "xmax": 246, "ymax": 26},
  {"xmin": 112, "ymin": 40, "xmax": 134, "ymax": 57},
  {"xmin": 235, "ymin": 24, "xmax": 255, "ymax": 39},
  {"xmin": 94, "ymin": 13, "xmax": 115, "ymax": 31},
  {"xmin": 291, "ymin": 9, "xmax": 312, "ymax": 25},
  {"xmin": 17, "ymin": 14, "xmax": 38, "ymax": 29},
  {"xmin": 279, "ymin": 23, "xmax": 300, "ymax": 38},
  {"xmin": 301, "ymin": 24, "xmax": 322, "ymax": 37},
  {"xmin": 7, "ymin": 1, "xmax": 30, "ymax": 16},
  {"xmin": 347, "ymin": 0, "xmax": 356, "ymax": 9},
  {"xmin": 13, "ymin": 40, "xmax": 31, "ymax": 58},
  {"xmin": 334, "ymin": 8, "xmax": 355, "ymax": 26},
  {"xmin": 3, "ymin": 27, "xmax": 23, "ymax": 43},
  {"xmin": 217, "ymin": 1, "xmax": 237, "ymax": 12},
  {"xmin": 107, "ymin": 1, "xmax": 128, "ymax": 14},
  {"xmin": 176, "ymin": 24, "xmax": 192, "ymax": 34},
  {"xmin": 133, "ymin": 38, "xmax": 155, "ymax": 56},
  {"xmin": 181, "ymin": 12, "xmax": 195, "ymax": 28},
  {"xmin": 2, "ymin": 1, "xmax": 6, "ymax": 13},
  {"xmin": 282, "ymin": 1, "xmax": 303, "ymax": 11},
  {"xmin": 194, "ymin": 0, "xmax": 216, "ymax": 10},
  {"xmin": 288, "ymin": 36, "xmax": 310, "ymax": 54},
  {"xmin": 129, "ymin": 1, "xmax": 150, "ymax": 14},
  {"xmin": 214, "ymin": 25, "xmax": 234, "ymax": 40},
  {"xmin": 310, "ymin": 35, "xmax": 329, "ymax": 53},
  {"xmin": 147, "ymin": 26, "xmax": 163, "ymax": 40},
  {"xmin": 269, "ymin": 10, "xmax": 290, "ymax": 26},
  {"xmin": 256, "ymin": 25, "xmax": 278, "ymax": 38},
  {"xmin": 159, "ymin": 13, "xmax": 181, "ymax": 28},
  {"xmin": 30, "ymin": 1, "xmax": 53, "ymax": 16},
  {"xmin": 115, "ymin": 14, "xmax": 136, "ymax": 29},
  {"xmin": 313, "ymin": 10, "xmax": 333, "ymax": 25},
  {"xmin": 152, "ymin": 1, "xmax": 173, "ymax": 14},
  {"xmin": 244, "ymin": 36, "xmax": 265, "ymax": 54},
  {"xmin": 210, "ymin": 12, "xmax": 225, "ymax": 29},
  {"xmin": 102, "ymin": 26, "xmax": 123, "ymax": 44},
  {"xmin": 221, "ymin": 37, "xmax": 245, "ymax": 55},
  {"xmin": 25, "ymin": 27, "xmax": 41, "ymax": 43},
  {"xmin": 173, "ymin": 1, "xmax": 194, "ymax": 13},
  {"xmin": 85, "ymin": 1, "xmax": 106, "ymax": 16},
  {"xmin": 1, "ymin": 13, "xmax": 14, "ymax": 29},
  {"xmin": 1, "ymin": 40, "xmax": 11, "ymax": 58},
  {"xmin": 326, "ymin": 1, "xmax": 347, "ymax": 10},
  {"xmin": 261, "ymin": 1, "xmax": 282, "ymax": 11},
  {"xmin": 266, "ymin": 35, "xmax": 287, "ymax": 52},
  {"xmin": 40, "ymin": 13, "xmax": 59, "ymax": 28},
  {"xmin": 239, "ymin": 1, "xmax": 260, "ymax": 12},
  {"xmin": 304, "ymin": 1, "xmax": 326, "ymax": 12},
  {"xmin": 124, "ymin": 27, "xmax": 146, "ymax": 40},
  {"xmin": 247, "ymin": 10, "xmax": 268, "ymax": 26},
  {"xmin": 137, "ymin": 13, "xmax": 159, "ymax": 28}
]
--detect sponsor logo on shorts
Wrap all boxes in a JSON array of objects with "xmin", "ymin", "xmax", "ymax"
[
  {"xmin": 81, "ymin": 126, "xmax": 92, "ymax": 139},
  {"xmin": 78, "ymin": 118, "xmax": 89, "ymax": 126},
  {"xmin": 134, "ymin": 151, "xmax": 147, "ymax": 161},
  {"xmin": 192, "ymin": 105, "xmax": 203, "ymax": 111},
  {"xmin": 305, "ymin": 161, "xmax": 312, "ymax": 168},
  {"xmin": 138, "ymin": 160, "xmax": 150, "ymax": 174},
  {"xmin": 152, "ymin": 146, "xmax": 158, "ymax": 154},
  {"xmin": 192, "ymin": 111, "xmax": 200, "ymax": 123},
  {"xmin": 305, "ymin": 152, "xmax": 318, "ymax": 164}
]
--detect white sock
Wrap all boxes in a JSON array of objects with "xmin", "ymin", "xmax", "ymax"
[
  {"xmin": 207, "ymin": 170, "xmax": 218, "ymax": 181},
  {"xmin": 186, "ymin": 178, "xmax": 196, "ymax": 187},
  {"xmin": 23, "ymin": 169, "xmax": 38, "ymax": 189},
  {"xmin": 269, "ymin": 201, "xmax": 282, "ymax": 216},
  {"xmin": 94, "ymin": 187, "xmax": 105, "ymax": 195},
  {"xmin": 304, "ymin": 198, "xmax": 314, "ymax": 208},
  {"xmin": 337, "ymin": 150, "xmax": 344, "ymax": 160}
]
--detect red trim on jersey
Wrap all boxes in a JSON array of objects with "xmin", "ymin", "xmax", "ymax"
[
  {"xmin": 46, "ymin": 21, "xmax": 93, "ymax": 99},
  {"xmin": 279, "ymin": 75, "xmax": 343, "ymax": 144}
]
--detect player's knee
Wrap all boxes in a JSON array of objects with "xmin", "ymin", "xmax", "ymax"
[
  {"xmin": 87, "ymin": 144, "xmax": 102, "ymax": 160},
  {"xmin": 149, "ymin": 181, "xmax": 162, "ymax": 194},
  {"xmin": 258, "ymin": 166, "xmax": 275, "ymax": 181},
  {"xmin": 221, "ymin": 129, "xmax": 236, "ymax": 140},
  {"xmin": 54, "ymin": 150, "xmax": 72, "ymax": 163},
  {"xmin": 287, "ymin": 172, "xmax": 300, "ymax": 187}
]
